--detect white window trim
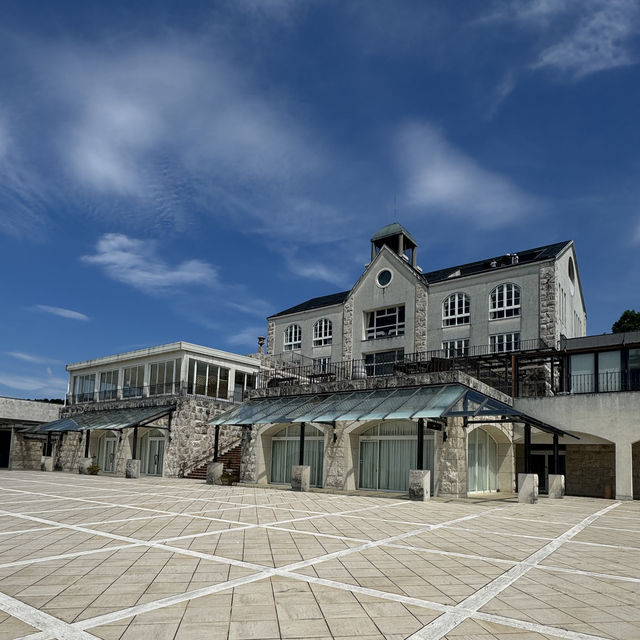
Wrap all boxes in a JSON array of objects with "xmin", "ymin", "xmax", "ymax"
[
  {"xmin": 284, "ymin": 324, "xmax": 302, "ymax": 351},
  {"xmin": 313, "ymin": 318, "xmax": 333, "ymax": 347},
  {"xmin": 365, "ymin": 306, "xmax": 405, "ymax": 340},
  {"xmin": 489, "ymin": 283, "xmax": 521, "ymax": 320},
  {"xmin": 442, "ymin": 293, "xmax": 470, "ymax": 327},
  {"xmin": 489, "ymin": 332, "xmax": 520, "ymax": 353},
  {"xmin": 442, "ymin": 339, "xmax": 469, "ymax": 358}
]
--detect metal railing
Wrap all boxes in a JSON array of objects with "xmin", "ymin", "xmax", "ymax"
[
  {"xmin": 255, "ymin": 340, "xmax": 550, "ymax": 395},
  {"xmin": 568, "ymin": 371, "xmax": 640, "ymax": 394},
  {"xmin": 66, "ymin": 383, "xmax": 251, "ymax": 406}
]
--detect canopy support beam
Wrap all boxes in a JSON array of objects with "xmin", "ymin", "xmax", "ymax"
[
  {"xmin": 524, "ymin": 423, "xmax": 532, "ymax": 474},
  {"xmin": 214, "ymin": 425, "xmax": 220, "ymax": 462},
  {"xmin": 417, "ymin": 418, "xmax": 424, "ymax": 470},
  {"xmin": 299, "ymin": 422, "xmax": 306, "ymax": 466}
]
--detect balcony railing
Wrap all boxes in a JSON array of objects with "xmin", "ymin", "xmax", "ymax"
[
  {"xmin": 568, "ymin": 371, "xmax": 640, "ymax": 394},
  {"xmin": 256, "ymin": 340, "xmax": 550, "ymax": 395},
  {"xmin": 66, "ymin": 383, "xmax": 251, "ymax": 406}
]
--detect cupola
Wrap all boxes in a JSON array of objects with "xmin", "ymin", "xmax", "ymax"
[{"xmin": 370, "ymin": 223, "xmax": 418, "ymax": 268}]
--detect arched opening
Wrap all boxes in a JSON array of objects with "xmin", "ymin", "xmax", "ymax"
[
  {"xmin": 97, "ymin": 431, "xmax": 118, "ymax": 473},
  {"xmin": 467, "ymin": 427, "xmax": 498, "ymax": 493},
  {"xmin": 270, "ymin": 424, "xmax": 324, "ymax": 487},
  {"xmin": 358, "ymin": 421, "xmax": 434, "ymax": 493},
  {"xmin": 140, "ymin": 428, "xmax": 165, "ymax": 476}
]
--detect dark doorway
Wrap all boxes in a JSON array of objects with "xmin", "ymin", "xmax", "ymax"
[
  {"xmin": 0, "ymin": 430, "xmax": 11, "ymax": 468},
  {"xmin": 531, "ymin": 450, "xmax": 566, "ymax": 494}
]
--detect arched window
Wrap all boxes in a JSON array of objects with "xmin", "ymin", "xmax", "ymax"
[
  {"xmin": 467, "ymin": 428, "xmax": 498, "ymax": 493},
  {"xmin": 442, "ymin": 293, "xmax": 470, "ymax": 326},
  {"xmin": 284, "ymin": 324, "xmax": 302, "ymax": 351},
  {"xmin": 271, "ymin": 424, "xmax": 324, "ymax": 487},
  {"xmin": 313, "ymin": 319, "xmax": 332, "ymax": 347},
  {"xmin": 489, "ymin": 283, "xmax": 520, "ymax": 319}
]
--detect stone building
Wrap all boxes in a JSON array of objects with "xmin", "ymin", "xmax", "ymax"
[{"xmin": 11, "ymin": 342, "xmax": 262, "ymax": 478}]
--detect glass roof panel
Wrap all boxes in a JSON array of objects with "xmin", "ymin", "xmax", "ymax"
[
  {"xmin": 383, "ymin": 386, "xmax": 458, "ymax": 419},
  {"xmin": 411, "ymin": 385, "xmax": 468, "ymax": 418},
  {"xmin": 305, "ymin": 391, "xmax": 379, "ymax": 422},
  {"xmin": 254, "ymin": 395, "xmax": 314, "ymax": 423},
  {"xmin": 268, "ymin": 395, "xmax": 328, "ymax": 423},
  {"xmin": 343, "ymin": 388, "xmax": 420, "ymax": 421}
]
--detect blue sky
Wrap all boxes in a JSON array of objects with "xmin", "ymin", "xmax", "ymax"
[{"xmin": 1, "ymin": 0, "xmax": 639, "ymax": 399}]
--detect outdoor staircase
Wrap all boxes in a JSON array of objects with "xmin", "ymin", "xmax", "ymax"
[{"xmin": 185, "ymin": 442, "xmax": 242, "ymax": 481}]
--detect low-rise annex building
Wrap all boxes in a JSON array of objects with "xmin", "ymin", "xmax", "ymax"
[{"xmin": 11, "ymin": 342, "xmax": 264, "ymax": 478}]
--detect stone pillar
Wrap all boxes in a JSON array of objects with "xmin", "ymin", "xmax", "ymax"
[
  {"xmin": 409, "ymin": 470, "xmax": 430, "ymax": 501},
  {"xmin": 41, "ymin": 456, "xmax": 54, "ymax": 472},
  {"xmin": 125, "ymin": 459, "xmax": 141, "ymax": 479},
  {"xmin": 239, "ymin": 426, "xmax": 258, "ymax": 483},
  {"xmin": 206, "ymin": 461, "xmax": 224, "ymax": 485},
  {"xmin": 615, "ymin": 441, "xmax": 633, "ymax": 500},
  {"xmin": 291, "ymin": 465, "xmax": 310, "ymax": 492},
  {"xmin": 548, "ymin": 474, "xmax": 565, "ymax": 499},
  {"xmin": 438, "ymin": 419, "xmax": 467, "ymax": 498},
  {"xmin": 77, "ymin": 457, "xmax": 93, "ymax": 474},
  {"xmin": 518, "ymin": 473, "xmax": 538, "ymax": 503}
]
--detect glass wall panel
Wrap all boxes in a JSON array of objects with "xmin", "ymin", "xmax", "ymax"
[
  {"xmin": 123, "ymin": 365, "xmax": 144, "ymax": 397},
  {"xmin": 99, "ymin": 370, "xmax": 118, "ymax": 400},
  {"xmin": 149, "ymin": 359, "xmax": 180, "ymax": 395},
  {"xmin": 74, "ymin": 374, "xmax": 96, "ymax": 403},
  {"xmin": 570, "ymin": 353, "xmax": 595, "ymax": 393},
  {"xmin": 467, "ymin": 428, "xmax": 498, "ymax": 493},
  {"xmin": 188, "ymin": 359, "xmax": 230, "ymax": 400},
  {"xmin": 629, "ymin": 349, "xmax": 640, "ymax": 391},
  {"xmin": 270, "ymin": 425, "xmax": 324, "ymax": 487},
  {"xmin": 598, "ymin": 351, "xmax": 621, "ymax": 392}
]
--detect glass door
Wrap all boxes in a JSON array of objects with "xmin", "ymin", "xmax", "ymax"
[
  {"xmin": 359, "ymin": 440, "xmax": 378, "ymax": 489},
  {"xmin": 100, "ymin": 436, "xmax": 117, "ymax": 473},
  {"xmin": 146, "ymin": 437, "xmax": 165, "ymax": 476}
]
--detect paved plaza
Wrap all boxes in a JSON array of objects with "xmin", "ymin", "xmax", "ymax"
[{"xmin": 0, "ymin": 472, "xmax": 638, "ymax": 640}]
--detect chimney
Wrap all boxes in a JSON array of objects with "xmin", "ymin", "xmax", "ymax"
[{"xmin": 257, "ymin": 336, "xmax": 265, "ymax": 354}]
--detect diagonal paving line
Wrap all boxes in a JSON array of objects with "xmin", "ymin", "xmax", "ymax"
[{"xmin": 405, "ymin": 501, "xmax": 621, "ymax": 640}]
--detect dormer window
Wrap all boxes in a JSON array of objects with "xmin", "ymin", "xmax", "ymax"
[
  {"xmin": 442, "ymin": 293, "xmax": 470, "ymax": 327},
  {"xmin": 366, "ymin": 305, "xmax": 405, "ymax": 339},
  {"xmin": 284, "ymin": 324, "xmax": 302, "ymax": 351},
  {"xmin": 490, "ymin": 284, "xmax": 520, "ymax": 319},
  {"xmin": 313, "ymin": 319, "xmax": 332, "ymax": 347}
]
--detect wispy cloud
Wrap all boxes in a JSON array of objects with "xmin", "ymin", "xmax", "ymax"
[
  {"xmin": 82, "ymin": 233, "xmax": 217, "ymax": 293},
  {"xmin": 0, "ymin": 372, "xmax": 67, "ymax": 396},
  {"xmin": 533, "ymin": 0, "xmax": 640, "ymax": 77},
  {"xmin": 226, "ymin": 325, "xmax": 266, "ymax": 348},
  {"xmin": 225, "ymin": 299, "xmax": 275, "ymax": 319},
  {"xmin": 34, "ymin": 305, "xmax": 89, "ymax": 321},
  {"xmin": 397, "ymin": 122, "xmax": 539, "ymax": 228},
  {"xmin": 6, "ymin": 352, "xmax": 61, "ymax": 365}
]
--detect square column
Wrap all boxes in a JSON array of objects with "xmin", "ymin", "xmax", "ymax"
[
  {"xmin": 409, "ymin": 470, "xmax": 430, "ymax": 501},
  {"xmin": 291, "ymin": 465, "xmax": 310, "ymax": 492},
  {"xmin": 206, "ymin": 461, "xmax": 224, "ymax": 485},
  {"xmin": 548, "ymin": 474, "xmax": 565, "ymax": 499},
  {"xmin": 518, "ymin": 473, "xmax": 538, "ymax": 503}
]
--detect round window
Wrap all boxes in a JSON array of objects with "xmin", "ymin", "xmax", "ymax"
[{"xmin": 377, "ymin": 269, "xmax": 392, "ymax": 287}]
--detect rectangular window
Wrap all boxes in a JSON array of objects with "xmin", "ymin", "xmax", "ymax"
[
  {"xmin": 364, "ymin": 349, "xmax": 404, "ymax": 377},
  {"xmin": 629, "ymin": 348, "xmax": 640, "ymax": 391},
  {"xmin": 188, "ymin": 359, "xmax": 230, "ymax": 400},
  {"xmin": 234, "ymin": 371, "xmax": 256, "ymax": 402},
  {"xmin": 313, "ymin": 357, "xmax": 331, "ymax": 372},
  {"xmin": 598, "ymin": 351, "xmax": 621, "ymax": 392},
  {"xmin": 442, "ymin": 339, "xmax": 469, "ymax": 358},
  {"xmin": 123, "ymin": 365, "xmax": 144, "ymax": 398},
  {"xmin": 365, "ymin": 305, "xmax": 405, "ymax": 340},
  {"xmin": 570, "ymin": 353, "xmax": 594, "ymax": 393},
  {"xmin": 73, "ymin": 374, "xmax": 95, "ymax": 403},
  {"xmin": 149, "ymin": 359, "xmax": 181, "ymax": 395},
  {"xmin": 99, "ymin": 370, "xmax": 118, "ymax": 401},
  {"xmin": 489, "ymin": 333, "xmax": 520, "ymax": 354}
]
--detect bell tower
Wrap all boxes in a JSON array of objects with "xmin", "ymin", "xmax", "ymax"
[{"xmin": 370, "ymin": 223, "xmax": 418, "ymax": 268}]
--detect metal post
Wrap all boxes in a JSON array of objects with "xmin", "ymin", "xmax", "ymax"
[
  {"xmin": 84, "ymin": 431, "xmax": 90, "ymax": 457},
  {"xmin": 46, "ymin": 432, "xmax": 52, "ymax": 457},
  {"xmin": 213, "ymin": 425, "xmax": 220, "ymax": 462},
  {"xmin": 132, "ymin": 426, "xmax": 139, "ymax": 460},
  {"xmin": 298, "ymin": 422, "xmax": 305, "ymax": 466},
  {"xmin": 552, "ymin": 433, "xmax": 559, "ymax": 475},
  {"xmin": 524, "ymin": 424, "xmax": 532, "ymax": 474},
  {"xmin": 417, "ymin": 418, "xmax": 424, "ymax": 470}
]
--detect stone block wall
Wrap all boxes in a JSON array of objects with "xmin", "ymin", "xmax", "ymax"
[
  {"xmin": 565, "ymin": 444, "xmax": 615, "ymax": 498},
  {"xmin": 539, "ymin": 263, "xmax": 557, "ymax": 348},
  {"xmin": 414, "ymin": 284, "xmax": 428, "ymax": 353},
  {"xmin": 437, "ymin": 418, "xmax": 467, "ymax": 498},
  {"xmin": 239, "ymin": 425, "xmax": 258, "ymax": 483},
  {"xmin": 341, "ymin": 296, "xmax": 354, "ymax": 361},
  {"xmin": 10, "ymin": 435, "xmax": 44, "ymax": 470}
]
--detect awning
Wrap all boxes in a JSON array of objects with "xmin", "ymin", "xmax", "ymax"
[
  {"xmin": 208, "ymin": 384, "xmax": 573, "ymax": 437},
  {"xmin": 21, "ymin": 405, "xmax": 175, "ymax": 434}
]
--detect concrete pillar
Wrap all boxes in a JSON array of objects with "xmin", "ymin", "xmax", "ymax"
[
  {"xmin": 615, "ymin": 441, "xmax": 633, "ymax": 500},
  {"xmin": 125, "ymin": 459, "xmax": 141, "ymax": 479},
  {"xmin": 291, "ymin": 465, "xmax": 310, "ymax": 492},
  {"xmin": 548, "ymin": 474, "xmax": 565, "ymax": 499},
  {"xmin": 77, "ymin": 457, "xmax": 93, "ymax": 474},
  {"xmin": 409, "ymin": 470, "xmax": 430, "ymax": 501},
  {"xmin": 518, "ymin": 473, "xmax": 538, "ymax": 503},
  {"xmin": 206, "ymin": 461, "xmax": 224, "ymax": 485},
  {"xmin": 41, "ymin": 456, "xmax": 54, "ymax": 472}
]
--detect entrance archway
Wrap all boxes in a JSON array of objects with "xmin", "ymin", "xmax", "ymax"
[
  {"xmin": 358, "ymin": 421, "xmax": 435, "ymax": 492},
  {"xmin": 270, "ymin": 424, "xmax": 324, "ymax": 487},
  {"xmin": 140, "ymin": 429, "xmax": 165, "ymax": 476},
  {"xmin": 467, "ymin": 427, "xmax": 498, "ymax": 493}
]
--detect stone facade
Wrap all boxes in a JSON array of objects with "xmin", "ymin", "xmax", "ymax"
[
  {"xmin": 565, "ymin": 443, "xmax": 615, "ymax": 498},
  {"xmin": 414, "ymin": 283, "xmax": 428, "ymax": 353},
  {"xmin": 341, "ymin": 296, "xmax": 354, "ymax": 361},
  {"xmin": 539, "ymin": 263, "xmax": 557, "ymax": 348},
  {"xmin": 437, "ymin": 418, "xmax": 467, "ymax": 498},
  {"xmin": 239, "ymin": 425, "xmax": 258, "ymax": 483},
  {"xmin": 267, "ymin": 319, "xmax": 275, "ymax": 356}
]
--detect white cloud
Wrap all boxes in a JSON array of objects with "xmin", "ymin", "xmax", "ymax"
[
  {"xmin": 82, "ymin": 233, "xmax": 217, "ymax": 292},
  {"xmin": 225, "ymin": 299, "xmax": 275, "ymax": 318},
  {"xmin": 397, "ymin": 122, "xmax": 538, "ymax": 228},
  {"xmin": 226, "ymin": 325, "xmax": 266, "ymax": 348},
  {"xmin": 0, "ymin": 372, "xmax": 67, "ymax": 396},
  {"xmin": 34, "ymin": 305, "xmax": 89, "ymax": 321},
  {"xmin": 534, "ymin": 0, "xmax": 639, "ymax": 77},
  {"xmin": 7, "ymin": 352, "xmax": 60, "ymax": 365}
]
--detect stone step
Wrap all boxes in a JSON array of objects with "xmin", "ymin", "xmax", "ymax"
[{"xmin": 184, "ymin": 442, "xmax": 242, "ymax": 480}]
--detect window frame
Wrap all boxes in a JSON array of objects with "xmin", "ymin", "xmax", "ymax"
[
  {"xmin": 489, "ymin": 333, "xmax": 520, "ymax": 353},
  {"xmin": 442, "ymin": 293, "xmax": 470, "ymax": 327},
  {"xmin": 365, "ymin": 305, "xmax": 405, "ymax": 340},
  {"xmin": 313, "ymin": 318, "xmax": 333, "ymax": 347},
  {"xmin": 442, "ymin": 339, "xmax": 469, "ymax": 358},
  {"xmin": 284, "ymin": 324, "xmax": 302, "ymax": 351},
  {"xmin": 489, "ymin": 283, "xmax": 521, "ymax": 320}
]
